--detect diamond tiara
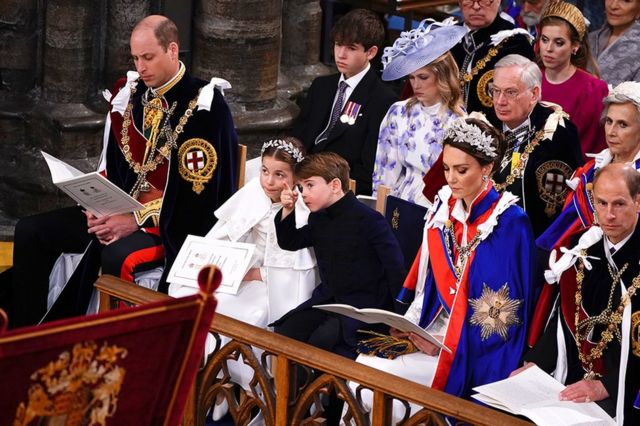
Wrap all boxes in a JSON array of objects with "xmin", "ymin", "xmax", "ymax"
[
  {"xmin": 261, "ymin": 139, "xmax": 304, "ymax": 163},
  {"xmin": 444, "ymin": 118, "xmax": 498, "ymax": 159}
]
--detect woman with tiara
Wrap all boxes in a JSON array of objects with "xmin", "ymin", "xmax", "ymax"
[
  {"xmin": 372, "ymin": 19, "xmax": 465, "ymax": 207},
  {"xmin": 169, "ymin": 137, "xmax": 318, "ymax": 421},
  {"xmin": 348, "ymin": 116, "xmax": 538, "ymax": 423}
]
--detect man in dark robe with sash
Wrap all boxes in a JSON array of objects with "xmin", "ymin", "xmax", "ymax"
[
  {"xmin": 451, "ymin": 0, "xmax": 534, "ymax": 117},
  {"xmin": 2, "ymin": 15, "xmax": 237, "ymax": 327},
  {"xmin": 489, "ymin": 54, "xmax": 583, "ymax": 237},
  {"xmin": 516, "ymin": 163, "xmax": 640, "ymax": 425}
]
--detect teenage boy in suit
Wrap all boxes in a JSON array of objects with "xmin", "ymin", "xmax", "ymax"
[{"xmin": 292, "ymin": 9, "xmax": 397, "ymax": 195}]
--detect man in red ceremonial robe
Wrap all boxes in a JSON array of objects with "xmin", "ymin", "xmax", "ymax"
[
  {"xmin": 1, "ymin": 15, "xmax": 238, "ymax": 327},
  {"xmin": 516, "ymin": 164, "xmax": 640, "ymax": 425}
]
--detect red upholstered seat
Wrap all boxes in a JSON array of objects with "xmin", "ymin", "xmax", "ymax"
[{"xmin": 0, "ymin": 265, "xmax": 221, "ymax": 425}]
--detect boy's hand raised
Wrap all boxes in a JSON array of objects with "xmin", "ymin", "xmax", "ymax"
[{"xmin": 280, "ymin": 181, "xmax": 298, "ymax": 219}]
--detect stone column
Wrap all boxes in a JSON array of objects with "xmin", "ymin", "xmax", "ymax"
[
  {"xmin": 105, "ymin": 0, "xmax": 151, "ymax": 89},
  {"xmin": 0, "ymin": 0, "xmax": 105, "ymax": 223},
  {"xmin": 280, "ymin": 0, "xmax": 330, "ymax": 96},
  {"xmin": 0, "ymin": 0, "xmax": 38, "ymax": 93},
  {"xmin": 192, "ymin": 0, "xmax": 298, "ymax": 156},
  {"xmin": 42, "ymin": 0, "xmax": 96, "ymax": 103}
]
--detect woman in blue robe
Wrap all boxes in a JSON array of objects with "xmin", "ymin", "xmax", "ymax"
[{"xmin": 349, "ymin": 115, "xmax": 538, "ymax": 423}]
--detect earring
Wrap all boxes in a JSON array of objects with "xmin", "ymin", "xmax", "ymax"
[{"xmin": 482, "ymin": 175, "xmax": 488, "ymax": 182}]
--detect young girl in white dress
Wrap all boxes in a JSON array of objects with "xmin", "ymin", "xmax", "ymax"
[{"xmin": 169, "ymin": 137, "xmax": 318, "ymax": 421}]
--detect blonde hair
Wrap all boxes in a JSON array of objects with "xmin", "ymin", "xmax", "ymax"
[{"xmin": 406, "ymin": 52, "xmax": 464, "ymax": 117}]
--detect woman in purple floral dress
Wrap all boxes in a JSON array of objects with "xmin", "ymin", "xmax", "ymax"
[{"xmin": 373, "ymin": 19, "xmax": 466, "ymax": 206}]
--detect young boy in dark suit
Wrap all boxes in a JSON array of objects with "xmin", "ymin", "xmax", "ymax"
[
  {"xmin": 292, "ymin": 9, "xmax": 397, "ymax": 195},
  {"xmin": 272, "ymin": 152, "xmax": 405, "ymax": 359}
]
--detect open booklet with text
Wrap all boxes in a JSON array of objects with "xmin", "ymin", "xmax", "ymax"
[
  {"xmin": 42, "ymin": 151, "xmax": 143, "ymax": 217},
  {"xmin": 472, "ymin": 365, "xmax": 616, "ymax": 426},
  {"xmin": 168, "ymin": 235, "xmax": 256, "ymax": 295},
  {"xmin": 313, "ymin": 303, "xmax": 450, "ymax": 353}
]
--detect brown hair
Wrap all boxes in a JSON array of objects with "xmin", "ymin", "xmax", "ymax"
[
  {"xmin": 295, "ymin": 152, "xmax": 350, "ymax": 191},
  {"xmin": 538, "ymin": 16, "xmax": 600, "ymax": 77},
  {"xmin": 331, "ymin": 9, "xmax": 385, "ymax": 51},
  {"xmin": 406, "ymin": 52, "xmax": 464, "ymax": 117},
  {"xmin": 261, "ymin": 137, "xmax": 306, "ymax": 169},
  {"xmin": 443, "ymin": 118, "xmax": 506, "ymax": 172},
  {"xmin": 594, "ymin": 164, "xmax": 640, "ymax": 198}
]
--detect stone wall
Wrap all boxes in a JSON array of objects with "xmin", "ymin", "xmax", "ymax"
[{"xmin": 0, "ymin": 0, "xmax": 329, "ymax": 235}]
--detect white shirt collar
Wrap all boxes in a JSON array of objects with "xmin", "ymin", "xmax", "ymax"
[
  {"xmin": 605, "ymin": 232, "xmax": 633, "ymax": 254},
  {"xmin": 339, "ymin": 62, "xmax": 370, "ymax": 90},
  {"xmin": 503, "ymin": 117, "xmax": 531, "ymax": 134}
]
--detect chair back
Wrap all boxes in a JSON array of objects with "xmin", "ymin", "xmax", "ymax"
[
  {"xmin": 237, "ymin": 144, "xmax": 247, "ymax": 189},
  {"xmin": 384, "ymin": 194, "xmax": 428, "ymax": 271},
  {"xmin": 0, "ymin": 266, "xmax": 222, "ymax": 426}
]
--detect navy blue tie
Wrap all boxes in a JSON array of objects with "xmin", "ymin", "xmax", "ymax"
[{"xmin": 315, "ymin": 81, "xmax": 348, "ymax": 145}]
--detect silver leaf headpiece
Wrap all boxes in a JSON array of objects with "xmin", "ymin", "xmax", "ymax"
[
  {"xmin": 444, "ymin": 117, "xmax": 498, "ymax": 159},
  {"xmin": 261, "ymin": 139, "xmax": 304, "ymax": 163}
]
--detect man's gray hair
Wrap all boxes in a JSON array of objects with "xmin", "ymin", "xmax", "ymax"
[{"xmin": 494, "ymin": 54, "xmax": 542, "ymax": 93}]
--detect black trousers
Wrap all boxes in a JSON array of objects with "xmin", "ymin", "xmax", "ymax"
[
  {"xmin": 3, "ymin": 206, "xmax": 162, "ymax": 328},
  {"xmin": 274, "ymin": 309, "xmax": 344, "ymax": 354},
  {"xmin": 7, "ymin": 206, "xmax": 90, "ymax": 327}
]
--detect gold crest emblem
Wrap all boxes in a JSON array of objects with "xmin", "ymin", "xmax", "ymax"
[
  {"xmin": 632, "ymin": 310, "xmax": 640, "ymax": 358},
  {"xmin": 178, "ymin": 138, "xmax": 218, "ymax": 194},
  {"xmin": 391, "ymin": 207, "xmax": 400, "ymax": 230},
  {"xmin": 477, "ymin": 70, "xmax": 495, "ymax": 108},
  {"xmin": 13, "ymin": 340, "xmax": 128, "ymax": 426},
  {"xmin": 536, "ymin": 160, "xmax": 572, "ymax": 217},
  {"xmin": 469, "ymin": 283, "xmax": 522, "ymax": 341}
]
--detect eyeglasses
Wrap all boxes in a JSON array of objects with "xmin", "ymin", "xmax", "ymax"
[
  {"xmin": 460, "ymin": 0, "xmax": 496, "ymax": 7},
  {"xmin": 488, "ymin": 84, "xmax": 526, "ymax": 100}
]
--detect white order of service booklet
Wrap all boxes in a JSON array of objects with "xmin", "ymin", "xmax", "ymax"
[
  {"xmin": 472, "ymin": 365, "xmax": 616, "ymax": 426},
  {"xmin": 313, "ymin": 303, "xmax": 450, "ymax": 353},
  {"xmin": 167, "ymin": 235, "xmax": 255, "ymax": 295},
  {"xmin": 42, "ymin": 151, "xmax": 143, "ymax": 217}
]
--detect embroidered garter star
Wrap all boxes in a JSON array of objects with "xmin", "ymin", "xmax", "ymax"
[{"xmin": 469, "ymin": 283, "xmax": 522, "ymax": 341}]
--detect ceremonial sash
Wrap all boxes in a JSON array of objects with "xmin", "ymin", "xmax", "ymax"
[
  {"xmin": 558, "ymin": 264, "xmax": 605, "ymax": 375},
  {"xmin": 109, "ymin": 82, "xmax": 169, "ymax": 192},
  {"xmin": 427, "ymin": 187, "xmax": 501, "ymax": 390}
]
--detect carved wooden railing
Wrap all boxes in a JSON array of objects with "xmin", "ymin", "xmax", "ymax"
[{"xmin": 95, "ymin": 275, "xmax": 532, "ymax": 426}]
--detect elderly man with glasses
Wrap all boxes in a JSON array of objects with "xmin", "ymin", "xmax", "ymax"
[
  {"xmin": 450, "ymin": 0, "xmax": 535, "ymax": 118},
  {"xmin": 489, "ymin": 54, "xmax": 583, "ymax": 237}
]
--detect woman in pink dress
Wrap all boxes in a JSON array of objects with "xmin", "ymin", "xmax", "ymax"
[{"xmin": 537, "ymin": 1, "xmax": 609, "ymax": 158}]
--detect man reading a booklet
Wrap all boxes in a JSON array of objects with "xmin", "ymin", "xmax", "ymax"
[
  {"xmin": 1, "ymin": 15, "xmax": 237, "ymax": 328},
  {"xmin": 514, "ymin": 163, "xmax": 640, "ymax": 425}
]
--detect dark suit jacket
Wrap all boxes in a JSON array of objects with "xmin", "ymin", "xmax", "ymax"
[
  {"xmin": 293, "ymin": 68, "xmax": 397, "ymax": 195},
  {"xmin": 273, "ymin": 192, "xmax": 406, "ymax": 355}
]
